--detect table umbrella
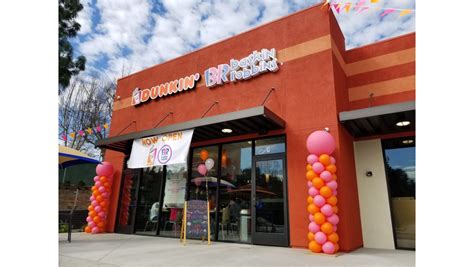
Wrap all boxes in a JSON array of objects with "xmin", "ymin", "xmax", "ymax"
[
  {"xmin": 59, "ymin": 145, "xmax": 101, "ymax": 168},
  {"xmin": 191, "ymin": 176, "xmax": 236, "ymax": 188}
]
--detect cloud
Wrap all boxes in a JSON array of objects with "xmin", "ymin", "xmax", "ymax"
[{"xmin": 73, "ymin": 0, "xmax": 415, "ymax": 81}]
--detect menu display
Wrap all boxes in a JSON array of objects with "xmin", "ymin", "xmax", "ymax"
[{"xmin": 185, "ymin": 200, "xmax": 209, "ymax": 239}]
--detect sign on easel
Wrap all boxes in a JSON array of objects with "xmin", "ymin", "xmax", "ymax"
[{"xmin": 180, "ymin": 200, "xmax": 211, "ymax": 245}]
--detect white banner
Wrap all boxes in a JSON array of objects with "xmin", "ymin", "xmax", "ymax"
[{"xmin": 127, "ymin": 129, "xmax": 194, "ymax": 169}]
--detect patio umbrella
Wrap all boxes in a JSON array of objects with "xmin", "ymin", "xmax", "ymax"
[
  {"xmin": 59, "ymin": 145, "xmax": 101, "ymax": 169},
  {"xmin": 191, "ymin": 176, "xmax": 236, "ymax": 188},
  {"xmin": 225, "ymin": 184, "xmax": 276, "ymax": 196}
]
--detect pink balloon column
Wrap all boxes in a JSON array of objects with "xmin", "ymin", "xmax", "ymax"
[
  {"xmin": 84, "ymin": 162, "xmax": 115, "ymax": 234},
  {"xmin": 306, "ymin": 130, "xmax": 339, "ymax": 254}
]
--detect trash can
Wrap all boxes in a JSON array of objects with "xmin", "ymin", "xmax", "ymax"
[{"xmin": 239, "ymin": 209, "xmax": 250, "ymax": 242}]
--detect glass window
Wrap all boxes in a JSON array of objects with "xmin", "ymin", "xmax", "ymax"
[
  {"xmin": 255, "ymin": 136, "xmax": 285, "ymax": 155},
  {"xmin": 384, "ymin": 137, "xmax": 415, "ymax": 249},
  {"xmin": 134, "ymin": 166, "xmax": 164, "ymax": 235},
  {"xmin": 188, "ymin": 146, "xmax": 218, "ymax": 240},
  {"xmin": 219, "ymin": 141, "xmax": 252, "ymax": 243},
  {"xmin": 159, "ymin": 163, "xmax": 187, "ymax": 237}
]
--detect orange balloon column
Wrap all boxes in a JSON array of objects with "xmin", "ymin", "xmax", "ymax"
[
  {"xmin": 306, "ymin": 130, "xmax": 339, "ymax": 254},
  {"xmin": 85, "ymin": 162, "xmax": 114, "ymax": 234}
]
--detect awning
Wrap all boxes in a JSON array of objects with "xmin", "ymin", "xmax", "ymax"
[
  {"xmin": 339, "ymin": 101, "xmax": 415, "ymax": 138},
  {"xmin": 96, "ymin": 106, "xmax": 285, "ymax": 153},
  {"xmin": 59, "ymin": 145, "xmax": 101, "ymax": 168}
]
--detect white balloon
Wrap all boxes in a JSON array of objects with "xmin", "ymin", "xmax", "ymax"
[{"xmin": 205, "ymin": 158, "xmax": 215, "ymax": 171}]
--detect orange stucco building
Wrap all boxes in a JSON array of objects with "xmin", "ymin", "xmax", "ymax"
[{"xmin": 98, "ymin": 4, "xmax": 415, "ymax": 252}]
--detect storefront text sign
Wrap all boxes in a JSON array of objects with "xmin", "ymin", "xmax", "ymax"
[
  {"xmin": 204, "ymin": 48, "xmax": 279, "ymax": 88},
  {"xmin": 127, "ymin": 129, "xmax": 194, "ymax": 168},
  {"xmin": 131, "ymin": 73, "xmax": 200, "ymax": 106}
]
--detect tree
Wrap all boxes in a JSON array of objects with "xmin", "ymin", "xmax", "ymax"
[
  {"xmin": 59, "ymin": 0, "xmax": 86, "ymax": 92},
  {"xmin": 59, "ymin": 77, "xmax": 116, "ymax": 159}
]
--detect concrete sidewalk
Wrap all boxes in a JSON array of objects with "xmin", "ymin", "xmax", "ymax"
[{"xmin": 59, "ymin": 233, "xmax": 415, "ymax": 267}]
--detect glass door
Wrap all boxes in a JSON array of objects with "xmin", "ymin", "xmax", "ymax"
[
  {"xmin": 251, "ymin": 155, "xmax": 289, "ymax": 247},
  {"xmin": 116, "ymin": 168, "xmax": 141, "ymax": 234}
]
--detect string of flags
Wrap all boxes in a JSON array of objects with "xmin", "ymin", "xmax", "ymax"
[
  {"xmin": 322, "ymin": 0, "xmax": 415, "ymax": 17},
  {"xmin": 61, "ymin": 123, "xmax": 109, "ymax": 141}
]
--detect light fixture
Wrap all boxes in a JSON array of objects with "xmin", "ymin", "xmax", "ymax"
[
  {"xmin": 396, "ymin": 121, "xmax": 410, "ymax": 127},
  {"xmin": 222, "ymin": 128, "xmax": 232, "ymax": 133},
  {"xmin": 402, "ymin": 139, "xmax": 414, "ymax": 144}
]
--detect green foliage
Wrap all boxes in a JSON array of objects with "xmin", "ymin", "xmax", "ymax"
[
  {"xmin": 59, "ymin": 223, "xmax": 69, "ymax": 233},
  {"xmin": 59, "ymin": 0, "xmax": 86, "ymax": 92}
]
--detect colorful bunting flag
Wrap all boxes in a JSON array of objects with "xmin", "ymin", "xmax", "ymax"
[
  {"xmin": 62, "ymin": 134, "xmax": 67, "ymax": 141},
  {"xmin": 344, "ymin": 3, "xmax": 352, "ymax": 13},
  {"xmin": 96, "ymin": 126, "xmax": 101, "ymax": 132},
  {"xmin": 380, "ymin": 8, "xmax": 395, "ymax": 17},
  {"xmin": 103, "ymin": 123, "xmax": 109, "ymax": 129},
  {"xmin": 69, "ymin": 132, "xmax": 75, "ymax": 139},
  {"xmin": 399, "ymin": 9, "xmax": 412, "ymax": 17},
  {"xmin": 86, "ymin": 128, "xmax": 93, "ymax": 135},
  {"xmin": 78, "ymin": 130, "xmax": 85, "ymax": 136},
  {"xmin": 354, "ymin": 0, "xmax": 366, "ymax": 12},
  {"xmin": 370, "ymin": 0, "xmax": 379, "ymax": 3}
]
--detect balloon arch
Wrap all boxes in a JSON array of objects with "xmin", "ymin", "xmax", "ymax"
[{"xmin": 306, "ymin": 130, "xmax": 339, "ymax": 254}]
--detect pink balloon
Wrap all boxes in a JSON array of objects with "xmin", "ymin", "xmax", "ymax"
[
  {"xmin": 313, "ymin": 195, "xmax": 326, "ymax": 207},
  {"xmin": 96, "ymin": 162, "xmax": 114, "ymax": 177},
  {"xmin": 330, "ymin": 156, "xmax": 336, "ymax": 165},
  {"xmin": 306, "ymin": 131, "xmax": 336, "ymax": 156},
  {"xmin": 312, "ymin": 162, "xmax": 325, "ymax": 174},
  {"xmin": 307, "ymin": 181, "xmax": 313, "ymax": 188},
  {"xmin": 309, "ymin": 214, "xmax": 314, "ymax": 222},
  {"xmin": 92, "ymin": 227, "xmax": 99, "ymax": 234},
  {"xmin": 320, "ymin": 171, "xmax": 333, "ymax": 182},
  {"xmin": 333, "ymin": 190, "xmax": 338, "ymax": 196},
  {"xmin": 99, "ymin": 186, "xmax": 106, "ymax": 193},
  {"xmin": 327, "ymin": 214, "xmax": 340, "ymax": 225},
  {"xmin": 94, "ymin": 206, "xmax": 102, "ymax": 212},
  {"xmin": 307, "ymin": 154, "xmax": 318, "ymax": 165},
  {"xmin": 308, "ymin": 222, "xmax": 320, "ymax": 233},
  {"xmin": 102, "ymin": 192, "xmax": 110, "ymax": 198},
  {"xmin": 89, "ymin": 196, "xmax": 95, "ymax": 202},
  {"xmin": 315, "ymin": 231, "xmax": 327, "ymax": 244},
  {"xmin": 93, "ymin": 176, "xmax": 100, "ymax": 182},
  {"xmin": 333, "ymin": 225, "xmax": 338, "ymax": 232},
  {"xmin": 308, "ymin": 187, "xmax": 318, "ymax": 197},
  {"xmin": 88, "ymin": 221, "xmax": 96, "ymax": 228},
  {"xmin": 322, "ymin": 241, "xmax": 336, "ymax": 254},
  {"xmin": 98, "ymin": 211, "xmax": 106, "ymax": 218},
  {"xmin": 327, "ymin": 180, "xmax": 338, "ymax": 190},
  {"xmin": 95, "ymin": 181, "xmax": 102, "ymax": 187},
  {"xmin": 197, "ymin": 164, "xmax": 207, "ymax": 176},
  {"xmin": 91, "ymin": 200, "xmax": 98, "ymax": 207},
  {"xmin": 321, "ymin": 204, "xmax": 334, "ymax": 217},
  {"xmin": 86, "ymin": 216, "xmax": 92, "ymax": 222}
]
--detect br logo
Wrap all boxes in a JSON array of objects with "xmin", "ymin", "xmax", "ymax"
[{"xmin": 158, "ymin": 145, "xmax": 172, "ymax": 164}]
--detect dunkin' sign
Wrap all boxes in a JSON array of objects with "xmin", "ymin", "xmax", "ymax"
[{"xmin": 131, "ymin": 48, "xmax": 279, "ymax": 106}]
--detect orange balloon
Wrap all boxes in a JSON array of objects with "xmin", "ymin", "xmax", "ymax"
[
  {"xmin": 306, "ymin": 164, "xmax": 313, "ymax": 171},
  {"xmin": 328, "ymin": 232, "xmax": 339, "ymax": 243},
  {"xmin": 309, "ymin": 241, "xmax": 322, "ymax": 253},
  {"xmin": 314, "ymin": 212, "xmax": 326, "ymax": 225},
  {"xmin": 326, "ymin": 164, "xmax": 337, "ymax": 174},
  {"xmin": 92, "ymin": 186, "xmax": 97, "ymax": 192},
  {"xmin": 335, "ymin": 243, "xmax": 340, "ymax": 252},
  {"xmin": 312, "ymin": 178, "xmax": 324, "ymax": 189},
  {"xmin": 332, "ymin": 174, "xmax": 337, "ymax": 181},
  {"xmin": 85, "ymin": 226, "xmax": 91, "ymax": 233},
  {"xmin": 307, "ymin": 204, "xmax": 318, "ymax": 214},
  {"xmin": 98, "ymin": 221, "xmax": 106, "ymax": 228},
  {"xmin": 327, "ymin": 196, "xmax": 338, "ymax": 206},
  {"xmin": 333, "ymin": 206, "xmax": 339, "ymax": 214},
  {"xmin": 307, "ymin": 232, "xmax": 315, "ymax": 241},
  {"xmin": 88, "ymin": 205, "xmax": 94, "ymax": 212},
  {"xmin": 93, "ymin": 216, "xmax": 101, "ymax": 224},
  {"xmin": 89, "ymin": 211, "xmax": 97, "ymax": 218},
  {"xmin": 93, "ymin": 191, "xmax": 100, "ymax": 197},
  {"xmin": 319, "ymin": 154, "xmax": 331, "ymax": 166},
  {"xmin": 306, "ymin": 170, "xmax": 316, "ymax": 181},
  {"xmin": 103, "ymin": 182, "xmax": 111, "ymax": 188},
  {"xmin": 320, "ymin": 186, "xmax": 332, "ymax": 198},
  {"xmin": 307, "ymin": 196, "xmax": 314, "ymax": 204},
  {"xmin": 321, "ymin": 222, "xmax": 334, "ymax": 235},
  {"xmin": 200, "ymin": 150, "xmax": 209, "ymax": 161},
  {"xmin": 100, "ymin": 176, "xmax": 108, "ymax": 183},
  {"xmin": 96, "ymin": 196, "xmax": 104, "ymax": 203}
]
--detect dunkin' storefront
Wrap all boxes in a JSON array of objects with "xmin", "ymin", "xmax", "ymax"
[{"xmin": 97, "ymin": 5, "xmax": 415, "ymax": 252}]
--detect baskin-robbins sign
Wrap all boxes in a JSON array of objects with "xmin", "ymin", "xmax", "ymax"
[
  {"xmin": 127, "ymin": 129, "xmax": 194, "ymax": 168},
  {"xmin": 130, "ymin": 48, "xmax": 280, "ymax": 106},
  {"xmin": 204, "ymin": 48, "xmax": 279, "ymax": 88}
]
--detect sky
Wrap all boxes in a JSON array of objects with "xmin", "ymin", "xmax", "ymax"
[{"xmin": 71, "ymin": 0, "xmax": 415, "ymax": 82}]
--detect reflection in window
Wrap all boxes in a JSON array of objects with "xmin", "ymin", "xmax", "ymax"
[
  {"xmin": 255, "ymin": 136, "xmax": 285, "ymax": 155},
  {"xmin": 135, "ymin": 166, "xmax": 163, "ymax": 235},
  {"xmin": 384, "ymin": 138, "xmax": 415, "ymax": 250},
  {"xmin": 219, "ymin": 141, "xmax": 252, "ymax": 243}
]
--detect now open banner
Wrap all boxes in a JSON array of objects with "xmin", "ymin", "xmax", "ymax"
[{"xmin": 127, "ymin": 129, "xmax": 194, "ymax": 168}]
